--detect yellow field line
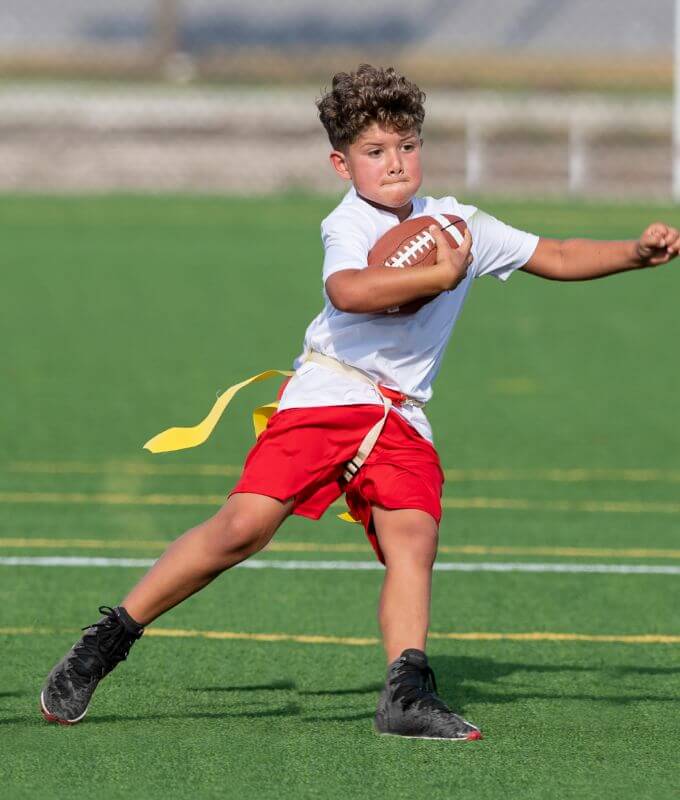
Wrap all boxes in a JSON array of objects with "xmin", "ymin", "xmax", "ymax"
[
  {"xmin": 8, "ymin": 461, "xmax": 242, "ymax": 478},
  {"xmin": 1, "ymin": 537, "xmax": 680, "ymax": 560},
  {"xmin": 0, "ymin": 491, "xmax": 226, "ymax": 506},
  {"xmin": 1, "ymin": 626, "xmax": 678, "ymax": 646},
  {"xmin": 8, "ymin": 461, "xmax": 680, "ymax": 484},
  {"xmin": 147, "ymin": 628, "xmax": 380, "ymax": 646},
  {"xmin": 426, "ymin": 632, "xmax": 680, "ymax": 645},
  {"xmin": 444, "ymin": 467, "xmax": 680, "ymax": 484},
  {"xmin": 440, "ymin": 497, "xmax": 680, "ymax": 514},
  {"xmin": 0, "ymin": 626, "xmax": 58, "ymax": 637},
  {"xmin": 434, "ymin": 544, "xmax": 680, "ymax": 559},
  {"xmin": 3, "ymin": 490, "xmax": 680, "ymax": 515},
  {"xmin": 0, "ymin": 537, "xmax": 173, "ymax": 550}
]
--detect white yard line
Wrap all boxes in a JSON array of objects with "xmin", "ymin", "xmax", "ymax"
[{"xmin": 1, "ymin": 556, "xmax": 679, "ymax": 575}]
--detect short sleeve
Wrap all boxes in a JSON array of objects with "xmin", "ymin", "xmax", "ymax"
[
  {"xmin": 469, "ymin": 210, "xmax": 539, "ymax": 282},
  {"xmin": 321, "ymin": 215, "xmax": 373, "ymax": 282}
]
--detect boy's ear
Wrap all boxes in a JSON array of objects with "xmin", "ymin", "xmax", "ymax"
[{"xmin": 329, "ymin": 150, "xmax": 352, "ymax": 181}]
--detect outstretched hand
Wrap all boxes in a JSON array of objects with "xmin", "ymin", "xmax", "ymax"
[
  {"xmin": 429, "ymin": 224, "xmax": 474, "ymax": 291},
  {"xmin": 636, "ymin": 222, "xmax": 680, "ymax": 267}
]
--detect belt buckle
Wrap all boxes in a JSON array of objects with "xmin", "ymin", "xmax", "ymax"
[{"xmin": 378, "ymin": 384, "xmax": 406, "ymax": 407}]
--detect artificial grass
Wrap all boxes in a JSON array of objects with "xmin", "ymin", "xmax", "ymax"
[{"xmin": 1, "ymin": 193, "xmax": 679, "ymax": 798}]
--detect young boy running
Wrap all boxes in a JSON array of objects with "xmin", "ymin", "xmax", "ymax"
[{"xmin": 41, "ymin": 64, "xmax": 679, "ymax": 740}]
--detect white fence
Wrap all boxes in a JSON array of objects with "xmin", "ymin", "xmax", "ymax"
[
  {"xmin": 424, "ymin": 92, "xmax": 671, "ymax": 195},
  {"xmin": 0, "ymin": 85, "xmax": 673, "ymax": 198}
]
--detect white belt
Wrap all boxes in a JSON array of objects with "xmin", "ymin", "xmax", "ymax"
[{"xmin": 304, "ymin": 351, "xmax": 425, "ymax": 482}]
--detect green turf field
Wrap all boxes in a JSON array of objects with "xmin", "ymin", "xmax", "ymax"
[{"xmin": 1, "ymin": 194, "xmax": 679, "ymax": 799}]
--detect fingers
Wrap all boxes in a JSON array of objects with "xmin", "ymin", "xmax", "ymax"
[
  {"xmin": 429, "ymin": 224, "xmax": 473, "ymax": 256},
  {"xmin": 643, "ymin": 222, "xmax": 680, "ymax": 254},
  {"xmin": 429, "ymin": 224, "xmax": 452, "ymax": 253},
  {"xmin": 458, "ymin": 227, "xmax": 473, "ymax": 257},
  {"xmin": 663, "ymin": 225, "xmax": 680, "ymax": 255},
  {"xmin": 642, "ymin": 223, "xmax": 666, "ymax": 245}
]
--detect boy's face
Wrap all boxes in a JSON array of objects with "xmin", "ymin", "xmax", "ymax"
[{"xmin": 329, "ymin": 123, "xmax": 423, "ymax": 217}]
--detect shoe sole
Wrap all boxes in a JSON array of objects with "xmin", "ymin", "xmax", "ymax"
[
  {"xmin": 376, "ymin": 728, "xmax": 482, "ymax": 741},
  {"xmin": 40, "ymin": 690, "xmax": 88, "ymax": 726}
]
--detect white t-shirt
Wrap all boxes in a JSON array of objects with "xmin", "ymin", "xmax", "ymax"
[{"xmin": 278, "ymin": 186, "xmax": 539, "ymax": 442}]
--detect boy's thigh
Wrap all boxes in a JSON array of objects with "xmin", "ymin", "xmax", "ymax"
[{"xmin": 372, "ymin": 506, "xmax": 439, "ymax": 564}]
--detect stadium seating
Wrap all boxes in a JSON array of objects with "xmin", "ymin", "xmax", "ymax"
[{"xmin": 0, "ymin": 0, "xmax": 673, "ymax": 54}]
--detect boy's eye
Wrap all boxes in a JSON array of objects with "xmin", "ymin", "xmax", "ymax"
[
  {"xmin": 368, "ymin": 149, "xmax": 382, "ymax": 157},
  {"xmin": 402, "ymin": 142, "xmax": 416, "ymax": 151}
]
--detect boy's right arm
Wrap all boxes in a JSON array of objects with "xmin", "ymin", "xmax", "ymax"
[{"xmin": 326, "ymin": 226, "xmax": 473, "ymax": 314}]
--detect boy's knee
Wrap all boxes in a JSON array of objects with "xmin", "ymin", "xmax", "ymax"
[
  {"xmin": 410, "ymin": 527, "xmax": 439, "ymax": 565},
  {"xmin": 209, "ymin": 507, "xmax": 269, "ymax": 559}
]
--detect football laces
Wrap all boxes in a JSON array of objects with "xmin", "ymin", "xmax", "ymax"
[{"xmin": 385, "ymin": 231, "xmax": 435, "ymax": 268}]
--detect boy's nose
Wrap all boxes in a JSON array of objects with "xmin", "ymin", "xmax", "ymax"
[{"xmin": 387, "ymin": 157, "xmax": 404, "ymax": 176}]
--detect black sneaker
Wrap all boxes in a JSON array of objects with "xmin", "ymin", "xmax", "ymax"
[
  {"xmin": 40, "ymin": 605, "xmax": 144, "ymax": 725},
  {"xmin": 374, "ymin": 649, "xmax": 482, "ymax": 741}
]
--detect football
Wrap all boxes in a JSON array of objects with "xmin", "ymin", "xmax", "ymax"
[{"xmin": 367, "ymin": 214, "xmax": 467, "ymax": 314}]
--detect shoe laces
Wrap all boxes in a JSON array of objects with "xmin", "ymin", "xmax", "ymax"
[
  {"xmin": 390, "ymin": 658, "xmax": 449, "ymax": 712},
  {"xmin": 68, "ymin": 606, "xmax": 141, "ymax": 687}
]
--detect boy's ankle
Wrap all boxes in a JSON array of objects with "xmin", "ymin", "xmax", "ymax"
[
  {"xmin": 115, "ymin": 605, "xmax": 145, "ymax": 633},
  {"xmin": 388, "ymin": 648, "xmax": 428, "ymax": 671}
]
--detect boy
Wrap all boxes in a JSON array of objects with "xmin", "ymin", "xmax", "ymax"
[{"xmin": 41, "ymin": 65, "xmax": 679, "ymax": 740}]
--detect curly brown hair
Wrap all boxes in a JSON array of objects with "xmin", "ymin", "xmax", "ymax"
[{"xmin": 316, "ymin": 64, "xmax": 426, "ymax": 151}]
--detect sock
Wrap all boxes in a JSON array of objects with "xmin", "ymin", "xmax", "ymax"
[{"xmin": 115, "ymin": 605, "xmax": 145, "ymax": 633}]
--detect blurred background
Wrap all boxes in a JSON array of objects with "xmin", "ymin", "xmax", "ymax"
[{"xmin": 0, "ymin": 0, "xmax": 676, "ymax": 199}]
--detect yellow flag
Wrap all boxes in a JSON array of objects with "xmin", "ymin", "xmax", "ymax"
[
  {"xmin": 143, "ymin": 368, "xmax": 360, "ymax": 524},
  {"xmin": 143, "ymin": 370, "xmax": 292, "ymax": 454}
]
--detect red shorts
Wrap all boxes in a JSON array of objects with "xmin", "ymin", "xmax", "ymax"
[{"xmin": 230, "ymin": 404, "xmax": 444, "ymax": 563}]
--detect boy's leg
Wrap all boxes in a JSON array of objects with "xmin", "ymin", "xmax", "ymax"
[
  {"xmin": 372, "ymin": 506, "xmax": 437, "ymax": 662},
  {"xmin": 372, "ymin": 506, "xmax": 481, "ymax": 741},
  {"xmin": 123, "ymin": 492, "xmax": 293, "ymax": 624},
  {"xmin": 41, "ymin": 492, "xmax": 292, "ymax": 724}
]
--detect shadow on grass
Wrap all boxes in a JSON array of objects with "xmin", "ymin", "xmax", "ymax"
[
  {"xmin": 302, "ymin": 711, "xmax": 375, "ymax": 723},
  {"xmin": 299, "ymin": 683, "xmax": 383, "ymax": 697},
  {"xmin": 188, "ymin": 680, "xmax": 296, "ymax": 693},
  {"xmin": 186, "ymin": 680, "xmax": 384, "ymax": 699},
  {"xmin": 611, "ymin": 665, "xmax": 680, "ymax": 676},
  {"xmin": 84, "ymin": 704, "xmax": 302, "ymax": 724},
  {"xmin": 6, "ymin": 657, "xmax": 674, "ymax": 729},
  {"xmin": 0, "ymin": 717, "xmax": 45, "ymax": 726},
  {"xmin": 1, "ymin": 705, "xmax": 377, "ymax": 727},
  {"xmin": 430, "ymin": 655, "xmax": 680, "ymax": 712}
]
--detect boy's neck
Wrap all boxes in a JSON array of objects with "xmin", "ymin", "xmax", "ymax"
[{"xmin": 357, "ymin": 191, "xmax": 413, "ymax": 223}]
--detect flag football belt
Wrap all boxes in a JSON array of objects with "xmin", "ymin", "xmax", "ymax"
[
  {"xmin": 303, "ymin": 351, "xmax": 426, "ymax": 482},
  {"xmin": 143, "ymin": 351, "xmax": 425, "ymax": 484}
]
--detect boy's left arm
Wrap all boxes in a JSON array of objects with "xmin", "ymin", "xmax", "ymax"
[{"xmin": 521, "ymin": 222, "xmax": 680, "ymax": 281}]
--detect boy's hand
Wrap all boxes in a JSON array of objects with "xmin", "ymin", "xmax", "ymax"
[
  {"xmin": 636, "ymin": 222, "xmax": 680, "ymax": 267},
  {"xmin": 429, "ymin": 224, "xmax": 474, "ymax": 290}
]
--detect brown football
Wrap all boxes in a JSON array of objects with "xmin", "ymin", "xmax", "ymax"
[{"xmin": 367, "ymin": 214, "xmax": 467, "ymax": 314}]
